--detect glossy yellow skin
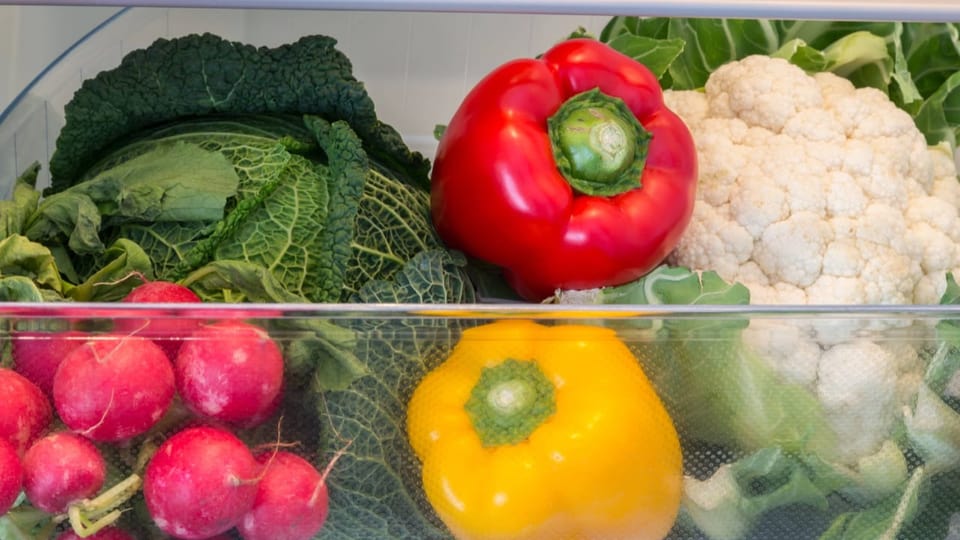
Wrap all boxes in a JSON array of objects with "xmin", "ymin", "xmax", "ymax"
[{"xmin": 406, "ymin": 320, "xmax": 683, "ymax": 540}]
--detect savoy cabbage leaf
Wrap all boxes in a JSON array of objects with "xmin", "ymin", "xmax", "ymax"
[
  {"xmin": 48, "ymin": 33, "xmax": 429, "ymax": 192},
  {"xmin": 24, "ymin": 142, "xmax": 240, "ymax": 255},
  {"xmin": 317, "ymin": 249, "xmax": 475, "ymax": 539}
]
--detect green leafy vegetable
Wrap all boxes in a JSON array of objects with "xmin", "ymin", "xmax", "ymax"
[
  {"xmin": 25, "ymin": 142, "xmax": 239, "ymax": 255},
  {"xmin": 0, "ymin": 164, "xmax": 41, "ymax": 239},
  {"xmin": 599, "ymin": 18, "xmax": 960, "ymax": 149},
  {"xmin": 0, "ymin": 235, "xmax": 66, "ymax": 301},
  {"xmin": 903, "ymin": 273, "xmax": 960, "ymax": 474}
]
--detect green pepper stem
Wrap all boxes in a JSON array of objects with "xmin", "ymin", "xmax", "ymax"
[
  {"xmin": 548, "ymin": 88, "xmax": 651, "ymax": 197},
  {"xmin": 465, "ymin": 359, "xmax": 556, "ymax": 447}
]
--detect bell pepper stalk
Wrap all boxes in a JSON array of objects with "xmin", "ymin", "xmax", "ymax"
[
  {"xmin": 405, "ymin": 319, "xmax": 683, "ymax": 540},
  {"xmin": 430, "ymin": 38, "xmax": 698, "ymax": 301}
]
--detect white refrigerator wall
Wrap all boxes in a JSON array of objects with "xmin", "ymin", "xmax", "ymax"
[
  {"xmin": 0, "ymin": 7, "xmax": 607, "ymax": 190},
  {"xmin": 0, "ymin": 6, "xmax": 119, "ymax": 113}
]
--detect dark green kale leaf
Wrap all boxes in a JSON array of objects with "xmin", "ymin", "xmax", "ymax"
[{"xmin": 49, "ymin": 33, "xmax": 429, "ymax": 192}]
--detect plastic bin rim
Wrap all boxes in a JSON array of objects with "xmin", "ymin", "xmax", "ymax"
[
  {"xmin": 4, "ymin": 301, "xmax": 960, "ymax": 321},
  {"xmin": 0, "ymin": 7, "xmax": 130, "ymax": 129}
]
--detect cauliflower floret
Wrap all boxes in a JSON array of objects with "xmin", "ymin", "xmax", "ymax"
[
  {"xmin": 816, "ymin": 341, "xmax": 900, "ymax": 464},
  {"xmin": 664, "ymin": 55, "xmax": 960, "ymax": 306},
  {"xmin": 705, "ymin": 55, "xmax": 823, "ymax": 133},
  {"xmin": 741, "ymin": 322, "xmax": 924, "ymax": 466}
]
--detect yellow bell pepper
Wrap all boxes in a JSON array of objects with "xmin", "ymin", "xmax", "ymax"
[{"xmin": 406, "ymin": 319, "xmax": 683, "ymax": 540}]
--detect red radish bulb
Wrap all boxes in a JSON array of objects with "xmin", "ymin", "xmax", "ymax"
[
  {"xmin": 239, "ymin": 451, "xmax": 329, "ymax": 540},
  {"xmin": 175, "ymin": 321, "xmax": 284, "ymax": 428},
  {"xmin": 0, "ymin": 438, "xmax": 22, "ymax": 516},
  {"xmin": 56, "ymin": 527, "xmax": 136, "ymax": 540},
  {"xmin": 0, "ymin": 367, "xmax": 53, "ymax": 455},
  {"xmin": 11, "ymin": 330, "xmax": 87, "ymax": 397},
  {"xmin": 53, "ymin": 335, "xmax": 175, "ymax": 442},
  {"xmin": 22, "ymin": 432, "xmax": 105, "ymax": 514},
  {"xmin": 116, "ymin": 280, "xmax": 203, "ymax": 358},
  {"xmin": 144, "ymin": 425, "xmax": 260, "ymax": 539}
]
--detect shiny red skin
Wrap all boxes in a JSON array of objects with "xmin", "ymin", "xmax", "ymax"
[
  {"xmin": 0, "ymin": 438, "xmax": 21, "ymax": 516},
  {"xmin": 22, "ymin": 432, "xmax": 106, "ymax": 514},
  {"xmin": 144, "ymin": 426, "xmax": 259, "ymax": 539},
  {"xmin": 116, "ymin": 281, "xmax": 204, "ymax": 359},
  {"xmin": 239, "ymin": 451, "xmax": 329, "ymax": 540},
  {"xmin": 53, "ymin": 335, "xmax": 175, "ymax": 442},
  {"xmin": 11, "ymin": 330, "xmax": 87, "ymax": 397},
  {"xmin": 431, "ymin": 38, "xmax": 698, "ymax": 301},
  {"xmin": 174, "ymin": 321, "xmax": 284, "ymax": 429},
  {"xmin": 0, "ymin": 367, "xmax": 53, "ymax": 456}
]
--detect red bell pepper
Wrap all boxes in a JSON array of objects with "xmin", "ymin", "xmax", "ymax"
[{"xmin": 430, "ymin": 38, "xmax": 698, "ymax": 301}]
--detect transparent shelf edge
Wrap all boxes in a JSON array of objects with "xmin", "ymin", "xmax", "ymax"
[{"xmin": 2, "ymin": 0, "xmax": 959, "ymax": 23}]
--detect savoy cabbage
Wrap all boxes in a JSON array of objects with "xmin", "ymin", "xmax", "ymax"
[{"xmin": 24, "ymin": 33, "xmax": 470, "ymax": 307}]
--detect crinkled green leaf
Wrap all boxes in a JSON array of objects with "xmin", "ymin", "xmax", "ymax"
[
  {"xmin": 601, "ymin": 265, "xmax": 749, "ymax": 307},
  {"xmin": 181, "ymin": 259, "xmax": 308, "ymax": 303},
  {"xmin": 682, "ymin": 447, "xmax": 845, "ymax": 540},
  {"xmin": 212, "ymin": 153, "xmax": 331, "ymax": 301},
  {"xmin": 84, "ymin": 116, "xmax": 301, "ymax": 198},
  {"xmin": 820, "ymin": 466, "xmax": 926, "ymax": 540},
  {"xmin": 342, "ymin": 166, "xmax": 441, "ymax": 302},
  {"xmin": 603, "ymin": 35, "xmax": 685, "ymax": 79},
  {"xmin": 913, "ymin": 71, "xmax": 960, "ymax": 148},
  {"xmin": 304, "ymin": 116, "xmax": 369, "ymax": 302},
  {"xmin": 68, "ymin": 238, "xmax": 154, "ymax": 302},
  {"xmin": 314, "ymin": 250, "xmax": 474, "ymax": 539},
  {"xmin": 316, "ymin": 329, "xmax": 454, "ymax": 540},
  {"xmin": 900, "ymin": 23, "xmax": 960, "ymax": 101},
  {"xmin": 0, "ymin": 234, "xmax": 65, "ymax": 298},
  {"xmin": 600, "ymin": 15, "xmax": 670, "ymax": 42},
  {"xmin": 773, "ymin": 38, "xmax": 831, "ymax": 71},
  {"xmin": 353, "ymin": 249, "xmax": 475, "ymax": 304},
  {"xmin": 283, "ymin": 326, "xmax": 367, "ymax": 393},
  {"xmin": 24, "ymin": 142, "xmax": 239, "ymax": 254},
  {"xmin": 118, "ymin": 221, "xmax": 213, "ymax": 281},
  {"xmin": 0, "ymin": 276, "xmax": 50, "ymax": 302},
  {"xmin": 0, "ymin": 163, "xmax": 41, "ymax": 238},
  {"xmin": 904, "ymin": 383, "xmax": 960, "ymax": 474}
]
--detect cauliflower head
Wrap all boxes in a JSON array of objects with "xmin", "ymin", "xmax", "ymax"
[{"xmin": 665, "ymin": 54, "xmax": 960, "ymax": 305}]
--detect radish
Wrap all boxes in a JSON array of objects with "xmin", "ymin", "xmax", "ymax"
[
  {"xmin": 11, "ymin": 330, "xmax": 87, "ymax": 397},
  {"xmin": 22, "ymin": 432, "xmax": 106, "ymax": 514},
  {"xmin": 0, "ymin": 367, "xmax": 53, "ymax": 455},
  {"xmin": 53, "ymin": 335, "xmax": 175, "ymax": 442},
  {"xmin": 143, "ymin": 425, "xmax": 260, "ymax": 539},
  {"xmin": 0, "ymin": 438, "xmax": 22, "ymax": 516},
  {"xmin": 239, "ymin": 451, "xmax": 329, "ymax": 540},
  {"xmin": 56, "ymin": 526, "xmax": 135, "ymax": 540},
  {"xmin": 116, "ymin": 279, "xmax": 203, "ymax": 358},
  {"xmin": 175, "ymin": 321, "xmax": 284, "ymax": 428}
]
